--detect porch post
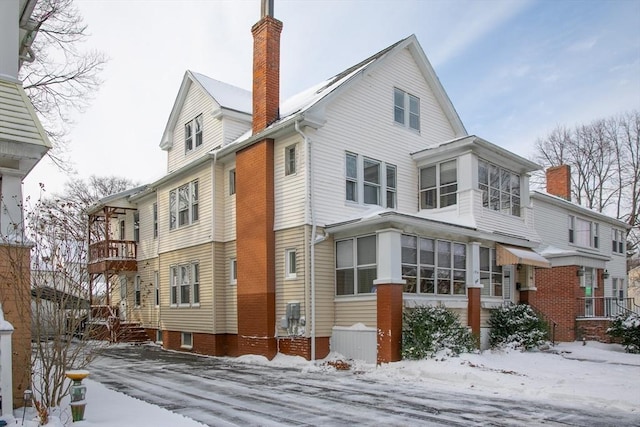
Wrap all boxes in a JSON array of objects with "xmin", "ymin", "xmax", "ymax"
[
  {"xmin": 375, "ymin": 229, "xmax": 405, "ymax": 364},
  {"xmin": 467, "ymin": 242, "xmax": 481, "ymax": 346},
  {"xmin": 0, "ymin": 303, "xmax": 14, "ymax": 416}
]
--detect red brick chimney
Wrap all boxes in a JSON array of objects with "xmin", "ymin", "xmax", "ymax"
[
  {"xmin": 235, "ymin": 1, "xmax": 282, "ymax": 360},
  {"xmin": 251, "ymin": 1, "xmax": 282, "ymax": 134},
  {"xmin": 546, "ymin": 165, "xmax": 571, "ymax": 201}
]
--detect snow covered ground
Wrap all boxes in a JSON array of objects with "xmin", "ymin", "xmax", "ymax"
[{"xmin": 2, "ymin": 341, "xmax": 638, "ymax": 426}]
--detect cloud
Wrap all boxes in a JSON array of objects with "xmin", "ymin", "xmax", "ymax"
[{"xmin": 567, "ymin": 37, "xmax": 599, "ymax": 52}]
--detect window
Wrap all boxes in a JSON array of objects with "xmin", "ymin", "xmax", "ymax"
[
  {"xmin": 156, "ymin": 330, "xmax": 163, "ymax": 343},
  {"xmin": 285, "ymin": 249, "xmax": 297, "ymax": 279},
  {"xmin": 420, "ymin": 160, "xmax": 457, "ymax": 209},
  {"xmin": 569, "ymin": 215, "xmax": 599, "ymax": 248},
  {"xmin": 134, "ymin": 275, "xmax": 141, "ymax": 307},
  {"xmin": 230, "ymin": 258, "xmax": 237, "ymax": 284},
  {"xmin": 185, "ymin": 114, "xmax": 203, "ymax": 153},
  {"xmin": 478, "ymin": 160, "xmax": 521, "ymax": 217},
  {"xmin": 335, "ymin": 235, "xmax": 377, "ymax": 295},
  {"xmin": 169, "ymin": 180, "xmax": 199, "ymax": 229},
  {"xmin": 120, "ymin": 220, "xmax": 125, "ymax": 240},
  {"xmin": 170, "ymin": 262, "xmax": 199, "ymax": 306},
  {"xmin": 285, "ymin": 144, "xmax": 297, "ymax": 176},
  {"xmin": 401, "ymin": 235, "xmax": 466, "ymax": 295},
  {"xmin": 181, "ymin": 332, "xmax": 193, "ymax": 349},
  {"xmin": 393, "ymin": 88, "xmax": 420, "ymax": 131},
  {"xmin": 229, "ymin": 169, "xmax": 236, "ymax": 195},
  {"xmin": 479, "ymin": 247, "xmax": 503, "ymax": 297},
  {"xmin": 133, "ymin": 212, "xmax": 140, "ymax": 242},
  {"xmin": 345, "ymin": 152, "xmax": 358, "ymax": 202},
  {"xmin": 612, "ymin": 229, "xmax": 625, "ymax": 254},
  {"xmin": 345, "ymin": 152, "xmax": 396, "ymax": 208},
  {"xmin": 153, "ymin": 203, "xmax": 158, "ymax": 239},
  {"xmin": 612, "ymin": 278, "xmax": 624, "ymax": 299},
  {"xmin": 120, "ymin": 276, "xmax": 127, "ymax": 299},
  {"xmin": 154, "ymin": 271, "xmax": 159, "ymax": 307}
]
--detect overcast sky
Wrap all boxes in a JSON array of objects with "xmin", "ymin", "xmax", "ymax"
[{"xmin": 23, "ymin": 0, "xmax": 640, "ymax": 201}]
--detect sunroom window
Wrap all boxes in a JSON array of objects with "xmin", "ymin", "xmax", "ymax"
[
  {"xmin": 419, "ymin": 160, "xmax": 457, "ymax": 209},
  {"xmin": 336, "ymin": 235, "xmax": 377, "ymax": 295},
  {"xmin": 478, "ymin": 159, "xmax": 520, "ymax": 217}
]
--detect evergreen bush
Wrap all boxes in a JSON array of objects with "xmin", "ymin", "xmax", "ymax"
[
  {"xmin": 489, "ymin": 304, "xmax": 548, "ymax": 350},
  {"xmin": 402, "ymin": 305, "xmax": 476, "ymax": 359},
  {"xmin": 607, "ymin": 312, "xmax": 640, "ymax": 354}
]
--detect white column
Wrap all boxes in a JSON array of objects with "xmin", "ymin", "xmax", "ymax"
[
  {"xmin": 0, "ymin": 303, "xmax": 15, "ymax": 417},
  {"xmin": 374, "ymin": 228, "xmax": 405, "ymax": 285},
  {"xmin": 468, "ymin": 242, "xmax": 482, "ymax": 288},
  {"xmin": 1, "ymin": 173, "xmax": 24, "ymax": 242},
  {"xmin": 0, "ymin": 0, "xmax": 20, "ymax": 81}
]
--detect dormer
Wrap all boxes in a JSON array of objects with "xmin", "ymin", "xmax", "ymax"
[{"xmin": 159, "ymin": 71, "xmax": 252, "ymax": 173}]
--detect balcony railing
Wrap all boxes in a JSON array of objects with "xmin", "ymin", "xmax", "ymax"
[
  {"xmin": 88, "ymin": 240, "xmax": 137, "ymax": 263},
  {"xmin": 576, "ymin": 297, "xmax": 639, "ymax": 318}
]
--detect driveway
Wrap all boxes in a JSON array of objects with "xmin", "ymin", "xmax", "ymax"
[{"xmin": 88, "ymin": 344, "xmax": 636, "ymax": 427}]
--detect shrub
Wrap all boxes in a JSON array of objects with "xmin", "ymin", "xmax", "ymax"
[
  {"xmin": 402, "ymin": 305, "xmax": 476, "ymax": 359},
  {"xmin": 489, "ymin": 304, "xmax": 548, "ymax": 350},
  {"xmin": 607, "ymin": 312, "xmax": 640, "ymax": 354}
]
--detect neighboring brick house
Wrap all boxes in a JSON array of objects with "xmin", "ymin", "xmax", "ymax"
[
  {"xmin": 530, "ymin": 166, "xmax": 632, "ymax": 342},
  {"xmin": 86, "ymin": 5, "xmax": 631, "ymax": 363},
  {"xmin": 0, "ymin": 0, "xmax": 51, "ymax": 409}
]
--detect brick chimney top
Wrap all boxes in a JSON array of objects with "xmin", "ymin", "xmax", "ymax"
[
  {"xmin": 546, "ymin": 164, "xmax": 571, "ymax": 201},
  {"xmin": 251, "ymin": 4, "xmax": 282, "ymax": 135}
]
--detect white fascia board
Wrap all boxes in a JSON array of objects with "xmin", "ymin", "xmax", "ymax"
[{"xmin": 159, "ymin": 72, "xmax": 195, "ymax": 150}]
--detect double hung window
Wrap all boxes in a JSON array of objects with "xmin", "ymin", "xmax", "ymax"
[
  {"xmin": 393, "ymin": 88, "xmax": 420, "ymax": 131},
  {"xmin": 479, "ymin": 247, "xmax": 503, "ymax": 297},
  {"xmin": 169, "ymin": 180, "xmax": 199, "ymax": 229},
  {"xmin": 345, "ymin": 152, "xmax": 396, "ymax": 208},
  {"xmin": 419, "ymin": 160, "xmax": 457, "ymax": 209},
  {"xmin": 336, "ymin": 235, "xmax": 377, "ymax": 295},
  {"xmin": 185, "ymin": 114, "xmax": 203, "ymax": 152},
  {"xmin": 170, "ymin": 262, "xmax": 200, "ymax": 306},
  {"xmin": 569, "ymin": 215, "xmax": 599, "ymax": 248}
]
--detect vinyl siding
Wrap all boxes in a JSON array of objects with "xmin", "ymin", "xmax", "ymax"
[
  {"xmin": 334, "ymin": 297, "xmax": 377, "ymax": 327},
  {"xmin": 274, "ymin": 134, "xmax": 306, "ymax": 230},
  {"xmin": 157, "ymin": 162, "xmax": 214, "ymax": 254},
  {"xmin": 213, "ymin": 163, "xmax": 225, "ymax": 242},
  {"xmin": 136, "ymin": 193, "xmax": 159, "ymax": 261},
  {"xmin": 275, "ymin": 227, "xmax": 306, "ymax": 336},
  {"xmin": 312, "ymin": 233, "xmax": 336, "ymax": 336},
  {"xmin": 222, "ymin": 117, "xmax": 251, "ymax": 146},
  {"xmin": 308, "ymin": 47, "xmax": 458, "ymax": 226},
  {"xmin": 133, "ymin": 258, "xmax": 159, "ymax": 328},
  {"xmin": 167, "ymin": 83, "xmax": 220, "ymax": 173},
  {"xmin": 157, "ymin": 242, "xmax": 214, "ymax": 333},
  {"xmin": 223, "ymin": 161, "xmax": 236, "ymax": 242}
]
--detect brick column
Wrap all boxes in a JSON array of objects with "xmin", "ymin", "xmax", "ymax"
[
  {"xmin": 375, "ymin": 229, "xmax": 405, "ymax": 364},
  {"xmin": 467, "ymin": 242, "xmax": 481, "ymax": 345}
]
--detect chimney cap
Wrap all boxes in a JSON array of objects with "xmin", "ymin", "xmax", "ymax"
[{"xmin": 261, "ymin": 0, "xmax": 274, "ymax": 18}]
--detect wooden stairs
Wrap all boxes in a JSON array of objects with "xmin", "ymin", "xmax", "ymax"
[{"xmin": 117, "ymin": 321, "xmax": 150, "ymax": 344}]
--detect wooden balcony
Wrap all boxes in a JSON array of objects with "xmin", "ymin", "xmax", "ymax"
[{"xmin": 87, "ymin": 240, "xmax": 137, "ymax": 274}]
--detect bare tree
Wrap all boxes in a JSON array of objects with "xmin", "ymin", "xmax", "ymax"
[
  {"xmin": 533, "ymin": 110, "xmax": 640, "ymax": 259},
  {"xmin": 20, "ymin": 0, "xmax": 107, "ymax": 171}
]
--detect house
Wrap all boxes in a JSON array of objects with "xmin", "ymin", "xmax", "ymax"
[
  {"xmin": 86, "ymin": 5, "xmax": 631, "ymax": 363},
  {"xmin": 530, "ymin": 165, "xmax": 634, "ymax": 342},
  {"xmin": 0, "ymin": 0, "xmax": 51, "ymax": 409}
]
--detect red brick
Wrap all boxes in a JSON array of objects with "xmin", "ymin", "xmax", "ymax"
[
  {"xmin": 546, "ymin": 165, "xmax": 571, "ymax": 200},
  {"xmin": 376, "ymin": 283, "xmax": 403, "ymax": 364}
]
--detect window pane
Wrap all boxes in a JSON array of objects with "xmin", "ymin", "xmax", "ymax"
[
  {"xmin": 336, "ymin": 269, "xmax": 354, "ymax": 295},
  {"xmin": 169, "ymin": 190, "xmax": 176, "ymax": 229},
  {"xmin": 421, "ymin": 188, "xmax": 437, "ymax": 209},
  {"xmin": 420, "ymin": 267, "xmax": 435, "ymax": 293},
  {"xmin": 386, "ymin": 165, "xmax": 396, "ymax": 189},
  {"xmin": 501, "ymin": 169, "xmax": 511, "ymax": 192},
  {"xmin": 357, "ymin": 267, "xmax": 377, "ymax": 293},
  {"xmin": 357, "ymin": 235, "xmax": 376, "ymax": 265},
  {"xmin": 364, "ymin": 184, "xmax": 379, "ymax": 205},
  {"xmin": 363, "ymin": 159, "xmax": 380, "ymax": 184},
  {"xmin": 453, "ymin": 243, "xmax": 466, "ymax": 269},
  {"xmin": 346, "ymin": 181, "xmax": 357, "ymax": 202},
  {"xmin": 440, "ymin": 160, "xmax": 457, "ymax": 185},
  {"xmin": 511, "ymin": 173, "xmax": 520, "ymax": 195},
  {"xmin": 401, "ymin": 235, "xmax": 417, "ymax": 264},
  {"xmin": 394, "ymin": 89, "xmax": 405, "ymax": 124},
  {"xmin": 511, "ymin": 196, "xmax": 520, "ymax": 217},
  {"xmin": 346, "ymin": 153, "xmax": 357, "ymax": 179},
  {"xmin": 437, "ymin": 241, "xmax": 451, "ymax": 267},
  {"xmin": 437, "ymin": 269, "xmax": 451, "ymax": 294},
  {"xmin": 409, "ymin": 95, "xmax": 420, "ymax": 131},
  {"xmin": 386, "ymin": 190, "xmax": 395, "ymax": 209},
  {"xmin": 419, "ymin": 238, "xmax": 435, "ymax": 265},
  {"xmin": 478, "ymin": 160, "xmax": 488, "ymax": 185},
  {"xmin": 336, "ymin": 240, "xmax": 353, "ymax": 268},
  {"xmin": 480, "ymin": 247, "xmax": 490, "ymax": 271},
  {"xmin": 420, "ymin": 166, "xmax": 436, "ymax": 190}
]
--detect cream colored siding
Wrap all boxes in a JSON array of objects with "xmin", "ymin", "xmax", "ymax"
[
  {"xmin": 157, "ymin": 162, "xmax": 214, "ymax": 254},
  {"xmin": 137, "ymin": 194, "xmax": 158, "ymax": 261},
  {"xmin": 222, "ymin": 241, "xmax": 237, "ymax": 333},
  {"xmin": 222, "ymin": 118, "xmax": 251, "ymax": 146},
  {"xmin": 158, "ymin": 243, "xmax": 214, "ymax": 333},
  {"xmin": 334, "ymin": 298, "xmax": 377, "ymax": 327},
  {"xmin": 309, "ymin": 47, "xmax": 458, "ymax": 226},
  {"xmin": 275, "ymin": 227, "xmax": 306, "ymax": 336},
  {"xmin": 311, "ymin": 233, "xmax": 336, "ymax": 336},
  {"xmin": 167, "ymin": 83, "xmax": 220, "ymax": 173},
  {"xmin": 133, "ymin": 258, "xmax": 159, "ymax": 327},
  {"xmin": 274, "ymin": 134, "xmax": 306, "ymax": 230}
]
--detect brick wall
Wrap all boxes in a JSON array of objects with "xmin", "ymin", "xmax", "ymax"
[
  {"xmin": 0, "ymin": 244, "xmax": 32, "ymax": 408},
  {"xmin": 576, "ymin": 319, "xmax": 614, "ymax": 343},
  {"xmin": 236, "ymin": 139, "xmax": 277, "ymax": 359},
  {"xmin": 159, "ymin": 330, "xmax": 239, "ymax": 357},
  {"xmin": 277, "ymin": 337, "xmax": 330, "ymax": 360},
  {"xmin": 376, "ymin": 283, "xmax": 403, "ymax": 364},
  {"xmin": 532, "ymin": 266, "xmax": 582, "ymax": 341}
]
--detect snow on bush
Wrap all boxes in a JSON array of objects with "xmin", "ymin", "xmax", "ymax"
[
  {"xmin": 489, "ymin": 304, "xmax": 548, "ymax": 350},
  {"xmin": 402, "ymin": 305, "xmax": 476, "ymax": 360},
  {"xmin": 607, "ymin": 312, "xmax": 640, "ymax": 354}
]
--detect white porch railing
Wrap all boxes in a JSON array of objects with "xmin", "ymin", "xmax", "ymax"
[{"xmin": 0, "ymin": 302, "xmax": 14, "ymax": 416}]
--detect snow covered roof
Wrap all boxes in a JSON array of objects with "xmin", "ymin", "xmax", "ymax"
[
  {"xmin": 531, "ymin": 190, "xmax": 630, "ymax": 228},
  {"xmin": 190, "ymin": 71, "xmax": 251, "ymax": 114}
]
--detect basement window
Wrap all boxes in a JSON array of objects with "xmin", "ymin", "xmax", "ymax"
[{"xmin": 181, "ymin": 332, "xmax": 193, "ymax": 349}]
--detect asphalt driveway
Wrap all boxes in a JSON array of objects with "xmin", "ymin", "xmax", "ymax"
[{"xmin": 87, "ymin": 344, "xmax": 636, "ymax": 427}]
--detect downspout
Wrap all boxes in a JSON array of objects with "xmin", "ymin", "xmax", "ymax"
[
  {"xmin": 211, "ymin": 149, "xmax": 218, "ymax": 337},
  {"xmin": 294, "ymin": 120, "xmax": 316, "ymax": 360}
]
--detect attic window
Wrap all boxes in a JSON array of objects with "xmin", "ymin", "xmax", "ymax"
[
  {"xmin": 185, "ymin": 114, "xmax": 203, "ymax": 153},
  {"xmin": 394, "ymin": 88, "xmax": 420, "ymax": 132}
]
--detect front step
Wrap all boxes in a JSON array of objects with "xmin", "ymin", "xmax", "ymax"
[{"xmin": 117, "ymin": 322, "xmax": 150, "ymax": 344}]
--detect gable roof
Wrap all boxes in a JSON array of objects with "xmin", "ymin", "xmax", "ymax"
[
  {"xmin": 159, "ymin": 70, "xmax": 251, "ymax": 150},
  {"xmin": 217, "ymin": 34, "xmax": 467, "ymax": 157}
]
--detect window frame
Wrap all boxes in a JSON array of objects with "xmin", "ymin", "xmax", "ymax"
[
  {"xmin": 569, "ymin": 215, "xmax": 599, "ymax": 249},
  {"xmin": 335, "ymin": 235, "xmax": 377, "ymax": 296},
  {"xmin": 134, "ymin": 275, "xmax": 141, "ymax": 307},
  {"xmin": 169, "ymin": 180, "xmax": 199, "ymax": 230},
  {"xmin": 185, "ymin": 114, "xmax": 203, "ymax": 153},
  {"xmin": 230, "ymin": 258, "xmax": 237, "ymax": 285},
  {"xmin": 285, "ymin": 248, "xmax": 297, "ymax": 279},
  {"xmin": 345, "ymin": 152, "xmax": 396, "ymax": 209},
  {"xmin": 479, "ymin": 247, "xmax": 504, "ymax": 298},
  {"xmin": 170, "ymin": 262, "xmax": 199, "ymax": 307},
  {"xmin": 285, "ymin": 144, "xmax": 297, "ymax": 176},
  {"xmin": 120, "ymin": 276, "xmax": 127, "ymax": 300},
  {"xmin": 154, "ymin": 270, "xmax": 159, "ymax": 307},
  {"xmin": 612, "ymin": 229, "xmax": 625, "ymax": 254},
  {"xmin": 419, "ymin": 159, "xmax": 458, "ymax": 209},
  {"xmin": 478, "ymin": 159, "xmax": 521, "ymax": 217},
  {"xmin": 181, "ymin": 332, "xmax": 193, "ymax": 349},
  {"xmin": 229, "ymin": 169, "xmax": 236, "ymax": 196},
  {"xmin": 153, "ymin": 203, "xmax": 158, "ymax": 239},
  {"xmin": 393, "ymin": 87, "xmax": 420, "ymax": 132}
]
